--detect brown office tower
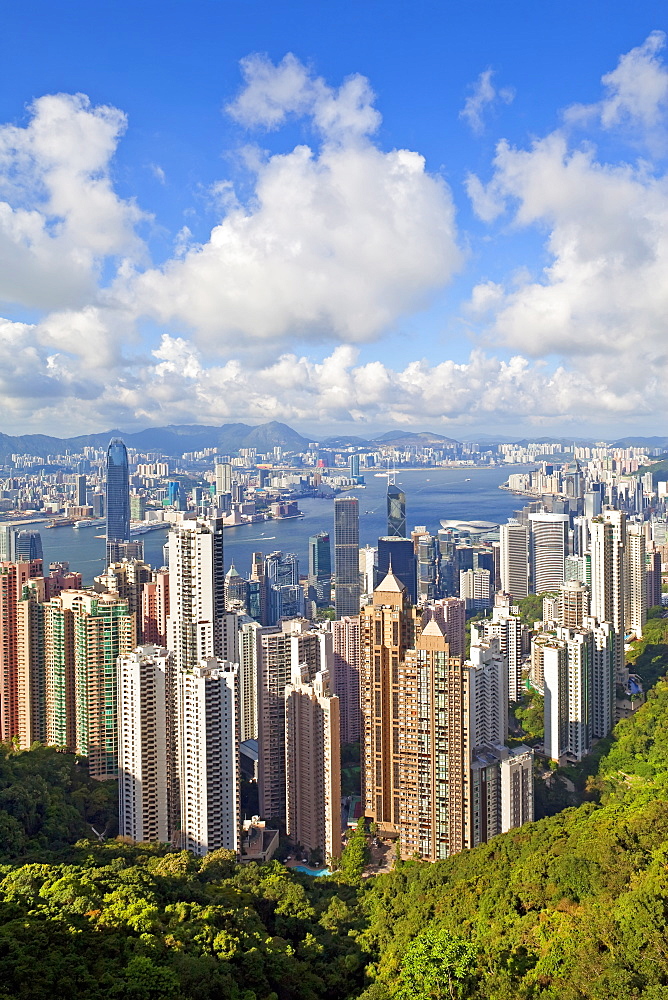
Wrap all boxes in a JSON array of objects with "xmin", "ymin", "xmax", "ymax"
[
  {"xmin": 360, "ymin": 569, "xmax": 419, "ymax": 831},
  {"xmin": 399, "ymin": 618, "xmax": 468, "ymax": 859}
]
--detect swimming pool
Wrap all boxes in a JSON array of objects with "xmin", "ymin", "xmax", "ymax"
[{"xmin": 293, "ymin": 865, "xmax": 330, "ymax": 877}]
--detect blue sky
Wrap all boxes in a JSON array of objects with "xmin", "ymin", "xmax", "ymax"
[{"xmin": 0, "ymin": 1, "xmax": 667, "ymax": 439}]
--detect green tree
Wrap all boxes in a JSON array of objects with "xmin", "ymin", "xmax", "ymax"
[{"xmin": 396, "ymin": 927, "xmax": 477, "ymax": 1000}]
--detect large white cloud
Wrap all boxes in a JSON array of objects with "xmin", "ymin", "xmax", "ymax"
[
  {"xmin": 465, "ymin": 32, "xmax": 668, "ymax": 407},
  {"xmin": 0, "ymin": 93, "xmax": 146, "ymax": 311},
  {"xmin": 126, "ymin": 54, "xmax": 462, "ymax": 348}
]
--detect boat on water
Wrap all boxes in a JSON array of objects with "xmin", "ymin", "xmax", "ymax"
[{"xmin": 73, "ymin": 518, "xmax": 105, "ymax": 529}]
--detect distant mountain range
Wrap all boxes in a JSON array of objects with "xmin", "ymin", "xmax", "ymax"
[{"xmin": 0, "ymin": 421, "xmax": 666, "ymax": 461}]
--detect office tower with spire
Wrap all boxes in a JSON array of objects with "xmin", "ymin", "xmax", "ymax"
[
  {"xmin": 387, "ymin": 483, "xmax": 407, "ymax": 537},
  {"xmin": 529, "ymin": 512, "xmax": 569, "ymax": 593},
  {"xmin": 500, "ymin": 520, "xmax": 529, "ymax": 601},
  {"xmin": 106, "ymin": 439, "xmax": 131, "ymax": 565},
  {"xmin": 177, "ymin": 658, "xmax": 240, "ymax": 855},
  {"xmin": 118, "ymin": 645, "xmax": 174, "ymax": 844},
  {"xmin": 166, "ymin": 514, "xmax": 225, "ymax": 673},
  {"xmin": 360, "ymin": 568, "xmax": 419, "ymax": 829},
  {"xmin": 334, "ymin": 496, "xmax": 360, "ymax": 618},
  {"xmin": 0, "ymin": 557, "xmax": 43, "ymax": 742},
  {"xmin": 285, "ymin": 665, "xmax": 341, "ymax": 861},
  {"xmin": 224, "ymin": 563, "xmax": 249, "ymax": 612},
  {"xmin": 71, "ymin": 590, "xmax": 136, "ymax": 778}
]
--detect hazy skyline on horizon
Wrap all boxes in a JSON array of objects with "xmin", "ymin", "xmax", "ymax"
[{"xmin": 0, "ymin": 2, "xmax": 667, "ymax": 440}]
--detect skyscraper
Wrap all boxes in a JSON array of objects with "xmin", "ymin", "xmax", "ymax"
[
  {"xmin": 330, "ymin": 615, "xmax": 361, "ymax": 743},
  {"xmin": 308, "ymin": 531, "xmax": 332, "ymax": 606},
  {"xmin": 0, "ymin": 558, "xmax": 43, "ymax": 742},
  {"xmin": 285, "ymin": 665, "xmax": 341, "ymax": 861},
  {"xmin": 529, "ymin": 512, "xmax": 569, "ymax": 593},
  {"xmin": 377, "ymin": 536, "xmax": 417, "ymax": 604},
  {"xmin": 334, "ymin": 497, "xmax": 360, "ymax": 619},
  {"xmin": 387, "ymin": 484, "xmax": 406, "ymax": 537},
  {"xmin": 166, "ymin": 514, "xmax": 225, "ymax": 674},
  {"xmin": 626, "ymin": 526, "xmax": 646, "ymax": 640},
  {"xmin": 500, "ymin": 520, "xmax": 529, "ymax": 601},
  {"xmin": 257, "ymin": 620, "xmax": 332, "ymax": 821},
  {"xmin": 106, "ymin": 439, "xmax": 130, "ymax": 565},
  {"xmin": 118, "ymin": 645, "xmax": 174, "ymax": 844},
  {"xmin": 177, "ymin": 658, "xmax": 240, "ymax": 855},
  {"xmin": 360, "ymin": 569, "xmax": 419, "ymax": 828}
]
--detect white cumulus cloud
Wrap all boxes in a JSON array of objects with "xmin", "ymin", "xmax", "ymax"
[{"xmin": 460, "ymin": 69, "xmax": 514, "ymax": 136}]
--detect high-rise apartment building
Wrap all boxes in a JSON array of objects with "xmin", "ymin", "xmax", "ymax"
[
  {"xmin": 95, "ymin": 559, "xmax": 153, "ymax": 621},
  {"xmin": 421, "ymin": 597, "xmax": 466, "ymax": 659},
  {"xmin": 500, "ymin": 520, "xmax": 529, "ymax": 601},
  {"xmin": 215, "ymin": 462, "xmax": 233, "ymax": 497},
  {"xmin": 397, "ymin": 618, "xmax": 467, "ymax": 859},
  {"xmin": 559, "ymin": 580, "xmax": 590, "ymax": 629},
  {"xmin": 285, "ymin": 665, "xmax": 341, "ymax": 861},
  {"xmin": 0, "ymin": 558, "xmax": 42, "ymax": 741},
  {"xmin": 72, "ymin": 590, "xmax": 136, "ymax": 779},
  {"xmin": 590, "ymin": 511, "xmax": 625, "ymax": 682},
  {"xmin": 117, "ymin": 645, "xmax": 174, "ymax": 844},
  {"xmin": 387, "ymin": 484, "xmax": 407, "ymax": 538},
  {"xmin": 238, "ymin": 615, "xmax": 273, "ymax": 742},
  {"xmin": 626, "ymin": 526, "xmax": 646, "ymax": 640},
  {"xmin": 377, "ymin": 536, "xmax": 417, "ymax": 604},
  {"xmin": 529, "ymin": 513, "xmax": 569, "ymax": 593},
  {"xmin": 330, "ymin": 615, "xmax": 361, "ymax": 744},
  {"xmin": 167, "ymin": 514, "xmax": 225, "ymax": 674},
  {"xmin": 177, "ymin": 658, "xmax": 239, "ymax": 856},
  {"xmin": 258, "ymin": 620, "xmax": 332, "ymax": 821},
  {"xmin": 141, "ymin": 569, "xmax": 170, "ymax": 646},
  {"xmin": 308, "ymin": 532, "xmax": 332, "ymax": 606},
  {"xmin": 360, "ymin": 570, "xmax": 419, "ymax": 829},
  {"xmin": 334, "ymin": 497, "xmax": 360, "ymax": 619},
  {"xmin": 106, "ymin": 439, "xmax": 131, "ymax": 565}
]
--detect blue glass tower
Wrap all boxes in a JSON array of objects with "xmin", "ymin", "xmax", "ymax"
[{"xmin": 106, "ymin": 438, "xmax": 130, "ymax": 547}]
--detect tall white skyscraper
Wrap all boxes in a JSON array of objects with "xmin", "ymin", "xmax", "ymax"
[
  {"xmin": 472, "ymin": 593, "xmax": 524, "ymax": 703},
  {"xmin": 178, "ymin": 658, "xmax": 239, "ymax": 856},
  {"xmin": 238, "ymin": 615, "xmax": 270, "ymax": 742},
  {"xmin": 590, "ymin": 511, "xmax": 625, "ymax": 682},
  {"xmin": 258, "ymin": 620, "xmax": 332, "ymax": 820},
  {"xmin": 500, "ymin": 520, "xmax": 529, "ymax": 601},
  {"xmin": 118, "ymin": 645, "xmax": 173, "ymax": 844},
  {"xmin": 466, "ymin": 634, "xmax": 508, "ymax": 747},
  {"xmin": 167, "ymin": 515, "xmax": 225, "ymax": 673},
  {"xmin": 529, "ymin": 513, "xmax": 569, "ymax": 593},
  {"xmin": 626, "ymin": 526, "xmax": 646, "ymax": 640}
]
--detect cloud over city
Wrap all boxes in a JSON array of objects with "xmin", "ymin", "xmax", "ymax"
[{"xmin": 0, "ymin": 40, "xmax": 667, "ymax": 435}]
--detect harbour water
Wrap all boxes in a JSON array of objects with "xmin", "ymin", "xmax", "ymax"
[{"xmin": 38, "ymin": 465, "xmax": 532, "ymax": 585}]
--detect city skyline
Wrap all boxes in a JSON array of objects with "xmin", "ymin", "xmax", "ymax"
[{"xmin": 0, "ymin": 4, "xmax": 666, "ymax": 439}]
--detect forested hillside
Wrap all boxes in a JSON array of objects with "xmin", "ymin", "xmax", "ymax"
[{"xmin": 3, "ymin": 680, "xmax": 668, "ymax": 998}]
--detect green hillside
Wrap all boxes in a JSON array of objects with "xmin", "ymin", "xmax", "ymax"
[{"xmin": 3, "ymin": 672, "xmax": 668, "ymax": 998}]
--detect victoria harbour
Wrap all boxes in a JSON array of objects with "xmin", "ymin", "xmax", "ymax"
[{"xmin": 36, "ymin": 465, "xmax": 532, "ymax": 584}]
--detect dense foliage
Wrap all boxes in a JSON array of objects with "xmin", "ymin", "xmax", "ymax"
[{"xmin": 4, "ymin": 662, "xmax": 668, "ymax": 997}]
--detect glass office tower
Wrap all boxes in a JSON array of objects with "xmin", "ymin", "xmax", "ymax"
[
  {"xmin": 387, "ymin": 484, "xmax": 406, "ymax": 537},
  {"xmin": 106, "ymin": 439, "xmax": 130, "ymax": 558},
  {"xmin": 334, "ymin": 497, "xmax": 360, "ymax": 619}
]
